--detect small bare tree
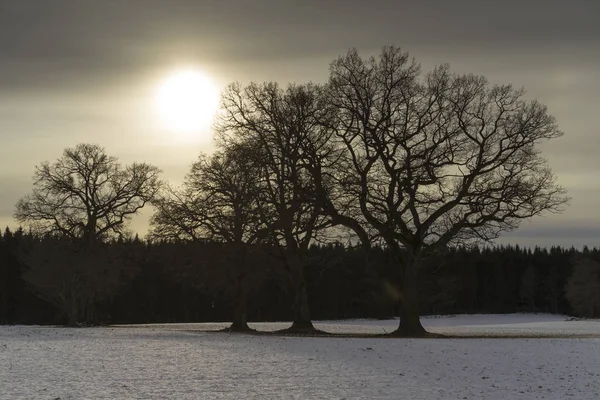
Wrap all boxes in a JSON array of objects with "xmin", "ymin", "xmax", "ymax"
[
  {"xmin": 322, "ymin": 47, "xmax": 568, "ymax": 336},
  {"xmin": 150, "ymin": 144, "xmax": 265, "ymax": 331},
  {"xmin": 15, "ymin": 143, "xmax": 162, "ymax": 244}
]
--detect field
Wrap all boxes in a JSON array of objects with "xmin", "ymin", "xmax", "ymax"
[{"xmin": 1, "ymin": 314, "xmax": 599, "ymax": 399}]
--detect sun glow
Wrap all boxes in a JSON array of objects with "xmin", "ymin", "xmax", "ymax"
[{"xmin": 156, "ymin": 70, "xmax": 220, "ymax": 136}]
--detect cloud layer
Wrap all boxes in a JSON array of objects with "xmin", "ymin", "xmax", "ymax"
[{"xmin": 1, "ymin": 0, "xmax": 598, "ymax": 247}]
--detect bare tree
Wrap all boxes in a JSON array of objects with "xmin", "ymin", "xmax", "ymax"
[
  {"xmin": 321, "ymin": 47, "xmax": 568, "ymax": 336},
  {"xmin": 217, "ymin": 82, "xmax": 333, "ymax": 332},
  {"xmin": 15, "ymin": 143, "xmax": 162, "ymax": 244},
  {"xmin": 150, "ymin": 144, "xmax": 266, "ymax": 331},
  {"xmin": 15, "ymin": 144, "xmax": 160, "ymax": 325}
]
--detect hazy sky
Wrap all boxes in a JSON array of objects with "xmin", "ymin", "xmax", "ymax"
[{"xmin": 1, "ymin": 0, "xmax": 599, "ymax": 248}]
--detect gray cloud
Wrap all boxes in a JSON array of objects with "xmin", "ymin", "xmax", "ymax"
[
  {"xmin": 1, "ymin": 0, "xmax": 599, "ymax": 90},
  {"xmin": 0, "ymin": 174, "xmax": 30, "ymax": 226},
  {"xmin": 0, "ymin": 0, "xmax": 598, "ymax": 246},
  {"xmin": 505, "ymin": 226, "xmax": 600, "ymax": 240}
]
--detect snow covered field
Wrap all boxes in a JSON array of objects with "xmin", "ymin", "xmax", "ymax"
[{"xmin": 1, "ymin": 315, "xmax": 599, "ymax": 399}]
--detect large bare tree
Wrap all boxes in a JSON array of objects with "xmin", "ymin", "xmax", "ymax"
[
  {"xmin": 322, "ymin": 47, "xmax": 569, "ymax": 336},
  {"xmin": 217, "ymin": 82, "xmax": 333, "ymax": 332},
  {"xmin": 15, "ymin": 143, "xmax": 162, "ymax": 244},
  {"xmin": 150, "ymin": 144, "xmax": 266, "ymax": 331}
]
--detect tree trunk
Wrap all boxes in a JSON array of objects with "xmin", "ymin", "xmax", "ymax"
[
  {"xmin": 290, "ymin": 280, "xmax": 314, "ymax": 331},
  {"xmin": 230, "ymin": 299, "xmax": 249, "ymax": 332},
  {"xmin": 289, "ymin": 260, "xmax": 315, "ymax": 332},
  {"xmin": 230, "ymin": 278, "xmax": 250, "ymax": 332},
  {"xmin": 394, "ymin": 256, "xmax": 427, "ymax": 337},
  {"xmin": 229, "ymin": 244, "xmax": 251, "ymax": 332}
]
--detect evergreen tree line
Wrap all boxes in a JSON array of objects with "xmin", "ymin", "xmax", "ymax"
[{"xmin": 2, "ymin": 226, "xmax": 599, "ymax": 326}]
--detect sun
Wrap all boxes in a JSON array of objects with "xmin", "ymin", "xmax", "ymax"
[{"xmin": 156, "ymin": 70, "xmax": 220, "ymax": 135}]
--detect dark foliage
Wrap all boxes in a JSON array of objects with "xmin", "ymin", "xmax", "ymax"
[{"xmin": 1, "ymin": 226, "xmax": 595, "ymax": 325}]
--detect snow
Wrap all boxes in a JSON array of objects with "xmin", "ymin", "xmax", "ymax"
[{"xmin": 1, "ymin": 315, "xmax": 599, "ymax": 399}]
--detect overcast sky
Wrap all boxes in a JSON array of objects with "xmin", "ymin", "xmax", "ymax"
[{"xmin": 1, "ymin": 0, "xmax": 599, "ymax": 248}]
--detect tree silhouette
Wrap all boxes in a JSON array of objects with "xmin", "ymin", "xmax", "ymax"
[
  {"xmin": 150, "ymin": 144, "xmax": 266, "ymax": 331},
  {"xmin": 14, "ymin": 144, "xmax": 160, "ymax": 325},
  {"xmin": 217, "ymin": 82, "xmax": 333, "ymax": 332},
  {"xmin": 319, "ymin": 47, "xmax": 569, "ymax": 336},
  {"xmin": 15, "ymin": 143, "xmax": 162, "ymax": 244}
]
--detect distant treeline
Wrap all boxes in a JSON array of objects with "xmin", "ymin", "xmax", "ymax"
[{"xmin": 1, "ymin": 227, "xmax": 599, "ymax": 325}]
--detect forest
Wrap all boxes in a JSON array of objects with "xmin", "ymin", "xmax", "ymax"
[{"xmin": 1, "ymin": 228, "xmax": 599, "ymax": 327}]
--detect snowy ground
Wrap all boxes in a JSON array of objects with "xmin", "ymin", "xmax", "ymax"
[{"xmin": 1, "ymin": 315, "xmax": 599, "ymax": 399}]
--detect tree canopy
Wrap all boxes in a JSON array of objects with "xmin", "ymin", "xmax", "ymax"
[{"xmin": 15, "ymin": 143, "xmax": 162, "ymax": 243}]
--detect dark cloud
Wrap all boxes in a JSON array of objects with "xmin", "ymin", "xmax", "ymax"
[{"xmin": 1, "ymin": 0, "xmax": 598, "ymax": 90}]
